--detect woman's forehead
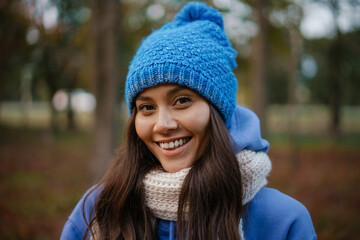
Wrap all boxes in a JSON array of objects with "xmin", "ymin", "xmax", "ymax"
[{"xmin": 136, "ymin": 84, "xmax": 190, "ymax": 98}]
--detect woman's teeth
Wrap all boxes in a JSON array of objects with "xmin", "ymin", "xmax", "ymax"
[{"xmin": 159, "ymin": 138, "xmax": 189, "ymax": 150}]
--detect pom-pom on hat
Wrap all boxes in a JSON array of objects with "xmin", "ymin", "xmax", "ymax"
[{"xmin": 125, "ymin": 1, "xmax": 238, "ymax": 123}]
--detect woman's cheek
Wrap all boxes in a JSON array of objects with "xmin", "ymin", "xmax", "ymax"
[
  {"xmin": 135, "ymin": 116, "xmax": 150, "ymax": 140},
  {"xmin": 186, "ymin": 104, "xmax": 210, "ymax": 130}
]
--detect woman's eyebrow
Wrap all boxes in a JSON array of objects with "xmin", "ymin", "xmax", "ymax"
[{"xmin": 167, "ymin": 86, "xmax": 186, "ymax": 97}]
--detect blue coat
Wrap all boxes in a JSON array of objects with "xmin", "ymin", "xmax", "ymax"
[{"xmin": 60, "ymin": 187, "xmax": 316, "ymax": 240}]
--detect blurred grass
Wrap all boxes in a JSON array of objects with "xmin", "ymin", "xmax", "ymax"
[
  {"xmin": 0, "ymin": 102, "xmax": 94, "ymax": 130},
  {"xmin": 267, "ymin": 132, "xmax": 360, "ymax": 151},
  {"xmin": 0, "ymin": 126, "xmax": 93, "ymax": 240},
  {"xmin": 267, "ymin": 140, "xmax": 360, "ymax": 240},
  {"xmin": 267, "ymin": 104, "xmax": 360, "ymax": 134},
  {"xmin": 0, "ymin": 103, "xmax": 359, "ymax": 239}
]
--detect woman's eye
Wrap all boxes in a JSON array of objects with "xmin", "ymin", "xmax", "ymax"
[
  {"xmin": 175, "ymin": 96, "xmax": 191, "ymax": 106},
  {"xmin": 139, "ymin": 104, "xmax": 155, "ymax": 112}
]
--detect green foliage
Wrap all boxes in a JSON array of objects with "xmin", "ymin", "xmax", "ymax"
[
  {"xmin": 267, "ymin": 65, "xmax": 289, "ymax": 104},
  {"xmin": 304, "ymin": 29, "xmax": 360, "ymax": 105},
  {"xmin": 0, "ymin": 0, "xmax": 33, "ymax": 101}
]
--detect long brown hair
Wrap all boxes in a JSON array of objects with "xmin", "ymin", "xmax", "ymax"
[{"xmin": 83, "ymin": 104, "xmax": 242, "ymax": 240}]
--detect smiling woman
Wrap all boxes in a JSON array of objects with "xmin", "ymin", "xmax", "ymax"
[
  {"xmin": 135, "ymin": 85, "xmax": 210, "ymax": 173},
  {"xmin": 61, "ymin": 2, "xmax": 316, "ymax": 240}
]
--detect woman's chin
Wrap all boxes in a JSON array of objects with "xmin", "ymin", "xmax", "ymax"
[{"xmin": 161, "ymin": 163, "xmax": 191, "ymax": 173}]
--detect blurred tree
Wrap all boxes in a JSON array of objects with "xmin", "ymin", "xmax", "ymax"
[
  {"xmin": 0, "ymin": 0, "xmax": 92, "ymax": 130},
  {"xmin": 264, "ymin": 0, "xmax": 304, "ymax": 168},
  {"xmin": 305, "ymin": 30, "xmax": 360, "ymax": 104},
  {"xmin": 240, "ymin": 0, "xmax": 303, "ymax": 135},
  {"xmin": 341, "ymin": 30, "xmax": 360, "ymax": 105},
  {"xmin": 90, "ymin": 0, "xmax": 119, "ymax": 179},
  {"xmin": 0, "ymin": 0, "xmax": 33, "ymax": 101},
  {"xmin": 328, "ymin": 0, "xmax": 344, "ymax": 136},
  {"xmin": 247, "ymin": 0, "xmax": 269, "ymax": 135},
  {"xmin": 266, "ymin": 24, "xmax": 290, "ymax": 105},
  {"xmin": 283, "ymin": 3, "xmax": 303, "ymax": 168},
  {"xmin": 287, "ymin": 25, "xmax": 303, "ymax": 169},
  {"xmin": 305, "ymin": 0, "xmax": 360, "ymax": 135},
  {"xmin": 34, "ymin": 43, "xmax": 64, "ymax": 131},
  {"xmin": 31, "ymin": 0, "xmax": 90, "ymax": 131}
]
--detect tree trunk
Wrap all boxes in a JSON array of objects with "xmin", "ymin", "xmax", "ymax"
[
  {"xmin": 20, "ymin": 68, "xmax": 32, "ymax": 128},
  {"xmin": 66, "ymin": 90, "xmax": 75, "ymax": 130},
  {"xmin": 287, "ymin": 26, "xmax": 303, "ymax": 170},
  {"xmin": 50, "ymin": 97, "xmax": 59, "ymax": 133},
  {"xmin": 328, "ymin": 1, "xmax": 342, "ymax": 137},
  {"xmin": 329, "ymin": 35, "xmax": 342, "ymax": 136},
  {"xmin": 252, "ymin": 0, "xmax": 268, "ymax": 136},
  {"xmin": 46, "ymin": 85, "xmax": 59, "ymax": 133},
  {"xmin": 91, "ymin": 0, "xmax": 118, "ymax": 180}
]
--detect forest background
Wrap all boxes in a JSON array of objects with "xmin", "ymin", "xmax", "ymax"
[{"xmin": 0, "ymin": 0, "xmax": 359, "ymax": 239}]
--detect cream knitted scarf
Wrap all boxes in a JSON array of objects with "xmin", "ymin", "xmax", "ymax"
[{"xmin": 143, "ymin": 150, "xmax": 272, "ymax": 220}]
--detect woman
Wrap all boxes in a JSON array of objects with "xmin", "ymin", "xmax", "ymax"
[{"xmin": 61, "ymin": 2, "xmax": 316, "ymax": 239}]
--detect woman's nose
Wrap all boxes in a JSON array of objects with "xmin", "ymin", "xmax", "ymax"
[{"xmin": 153, "ymin": 109, "xmax": 178, "ymax": 133}]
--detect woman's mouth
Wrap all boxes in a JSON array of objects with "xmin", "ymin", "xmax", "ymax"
[{"xmin": 157, "ymin": 137, "xmax": 191, "ymax": 150}]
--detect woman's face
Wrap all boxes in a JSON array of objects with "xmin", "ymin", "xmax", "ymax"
[{"xmin": 135, "ymin": 84, "xmax": 210, "ymax": 173}]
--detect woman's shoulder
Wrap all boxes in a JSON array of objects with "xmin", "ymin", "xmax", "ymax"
[
  {"xmin": 60, "ymin": 186, "xmax": 100, "ymax": 240},
  {"xmin": 249, "ymin": 187, "xmax": 310, "ymax": 216},
  {"xmin": 243, "ymin": 187, "xmax": 317, "ymax": 240}
]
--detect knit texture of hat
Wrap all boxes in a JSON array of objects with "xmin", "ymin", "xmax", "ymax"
[{"xmin": 125, "ymin": 1, "xmax": 238, "ymax": 122}]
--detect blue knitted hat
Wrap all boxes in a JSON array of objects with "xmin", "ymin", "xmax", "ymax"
[{"xmin": 125, "ymin": 1, "xmax": 238, "ymax": 122}]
